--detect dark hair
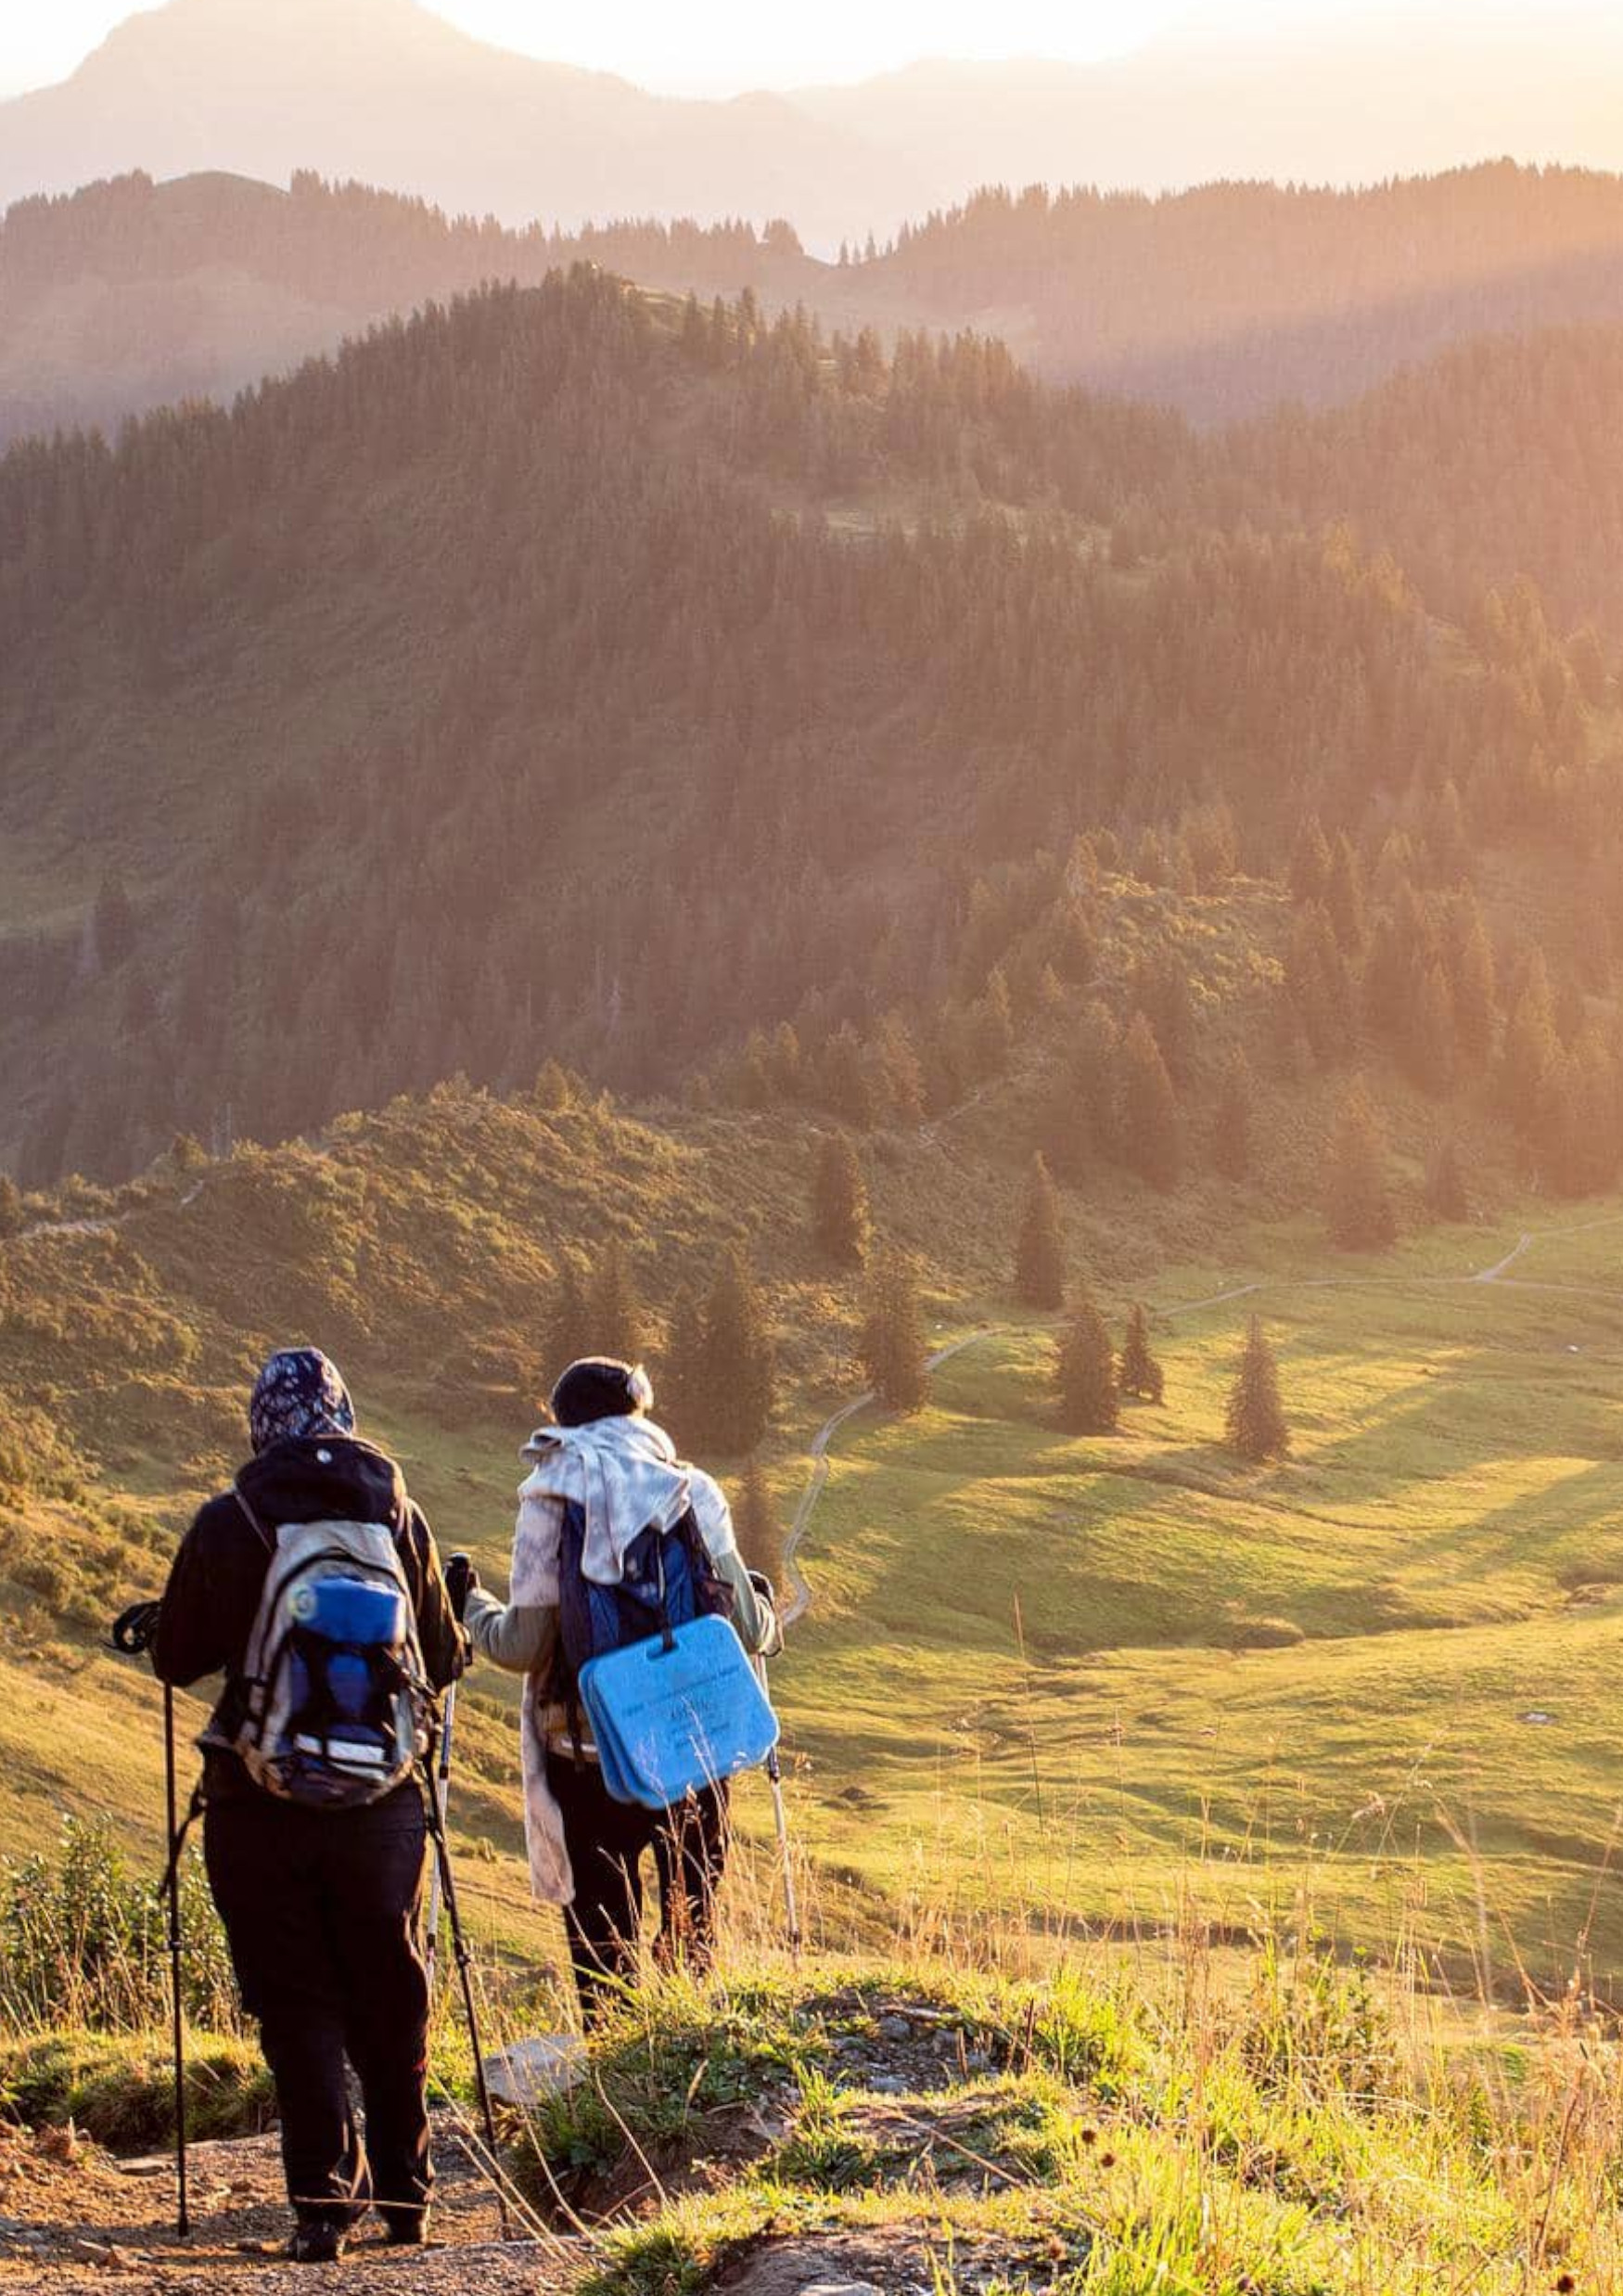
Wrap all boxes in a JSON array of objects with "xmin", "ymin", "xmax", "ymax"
[{"xmin": 549, "ymin": 1357, "xmax": 654, "ymax": 1428}]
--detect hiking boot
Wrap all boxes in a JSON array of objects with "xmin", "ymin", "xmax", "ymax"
[{"xmin": 288, "ymin": 2219, "xmax": 349, "ymax": 2264}]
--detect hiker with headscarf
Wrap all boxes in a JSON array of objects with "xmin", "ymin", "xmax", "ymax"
[
  {"xmin": 151, "ymin": 1348, "xmax": 466, "ymax": 2264},
  {"xmin": 458, "ymin": 1356, "xmax": 778, "ymax": 2026}
]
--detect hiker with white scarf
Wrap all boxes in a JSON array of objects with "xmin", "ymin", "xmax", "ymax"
[{"xmin": 460, "ymin": 1356, "xmax": 778, "ymax": 2025}]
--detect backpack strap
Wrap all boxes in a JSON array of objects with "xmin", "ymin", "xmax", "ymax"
[{"xmin": 233, "ymin": 1481, "xmax": 275, "ymax": 1554}]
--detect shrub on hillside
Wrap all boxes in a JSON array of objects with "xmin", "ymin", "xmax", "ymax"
[
  {"xmin": 0, "ymin": 2031, "xmax": 273, "ymax": 2148},
  {"xmin": 0, "ymin": 1817, "xmax": 239, "ymax": 2036},
  {"xmin": 1226, "ymin": 1614, "xmax": 1306, "ymax": 1649}
]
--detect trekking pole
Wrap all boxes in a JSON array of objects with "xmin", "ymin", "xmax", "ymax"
[
  {"xmin": 160, "ymin": 1680, "xmax": 192, "ymax": 2240},
  {"xmin": 422, "ymin": 1718, "xmax": 509, "ymax": 2238},
  {"xmin": 111, "ymin": 1601, "xmax": 191, "ymax": 2241},
  {"xmin": 748, "ymin": 1576, "xmax": 801, "ymax": 1956},
  {"xmin": 423, "ymin": 1678, "xmax": 456, "ymax": 1991},
  {"xmin": 754, "ymin": 1662, "xmax": 801, "ymax": 1956}
]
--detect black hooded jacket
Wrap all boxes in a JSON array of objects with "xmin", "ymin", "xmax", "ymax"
[{"xmin": 154, "ymin": 1434, "xmax": 466, "ymax": 1783}]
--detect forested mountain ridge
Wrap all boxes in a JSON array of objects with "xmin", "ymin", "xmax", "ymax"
[
  {"xmin": 0, "ymin": 171, "xmax": 828, "ymax": 444},
  {"xmin": 847, "ymin": 164, "xmax": 1623, "ymax": 420},
  {"xmin": 1221, "ymin": 325, "xmax": 1623, "ymax": 635},
  {"xmin": 8, "ymin": 263, "xmax": 1608, "ymax": 1193},
  {"xmin": 17, "ymin": 161, "xmax": 1623, "ymax": 443}
]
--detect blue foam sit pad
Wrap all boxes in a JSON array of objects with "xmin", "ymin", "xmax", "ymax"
[{"xmin": 579, "ymin": 1614, "xmax": 779, "ymax": 1810}]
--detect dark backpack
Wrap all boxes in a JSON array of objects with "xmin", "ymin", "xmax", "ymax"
[{"xmin": 555, "ymin": 1499, "xmax": 732, "ymax": 1747}]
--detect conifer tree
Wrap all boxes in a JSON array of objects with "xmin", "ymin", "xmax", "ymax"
[
  {"xmin": 874, "ymin": 1012, "xmax": 926, "ymax": 1124},
  {"xmin": 1410, "ymin": 962, "xmax": 1458, "ymax": 1095},
  {"xmin": 975, "ymin": 968, "xmax": 1016, "ymax": 1076},
  {"xmin": 1212, "ymin": 1048, "xmax": 1254, "ymax": 1182},
  {"xmin": 91, "ymin": 870, "xmax": 137, "ymax": 971},
  {"xmin": 544, "ymin": 1251, "xmax": 593, "ymax": 1382},
  {"xmin": 1286, "ymin": 904, "xmax": 1356, "ymax": 1063},
  {"xmin": 1014, "ymin": 1151, "xmax": 1067, "ymax": 1308},
  {"xmin": 1447, "ymin": 894, "xmax": 1498, "ymax": 1067},
  {"xmin": 733, "ymin": 1455, "xmax": 781, "ymax": 1574},
  {"xmin": 1501, "ymin": 957, "xmax": 1559, "ymax": 1132},
  {"xmin": 1326, "ymin": 832, "xmax": 1367, "ymax": 953},
  {"xmin": 1054, "ymin": 1286, "xmax": 1119, "ymax": 1433},
  {"xmin": 689, "ymin": 1250, "xmax": 776, "ymax": 1455},
  {"xmin": 859, "ymin": 1248, "xmax": 928, "ymax": 1413},
  {"xmin": 769, "ymin": 1022, "xmax": 805, "ymax": 1101},
  {"xmin": 1049, "ymin": 897, "xmax": 1098, "ymax": 984},
  {"xmin": 822, "ymin": 1023, "xmax": 875, "ymax": 1127},
  {"xmin": 532, "ymin": 1059, "xmax": 572, "ymax": 1111},
  {"xmin": 1118, "ymin": 1013, "xmax": 1183, "ymax": 1191},
  {"xmin": 658, "ymin": 1281, "xmax": 704, "ymax": 1436},
  {"xmin": 812, "ymin": 1132, "xmax": 871, "ymax": 1266},
  {"xmin": 1118, "ymin": 1303, "xmax": 1165, "ymax": 1405},
  {"xmin": 588, "ymin": 1239, "xmax": 645, "ymax": 1365},
  {"xmin": 1288, "ymin": 815, "xmax": 1332, "ymax": 905},
  {"xmin": 1225, "ymin": 1316, "xmax": 1289, "ymax": 1462},
  {"xmin": 1325, "ymin": 1083, "xmax": 1398, "ymax": 1251},
  {"xmin": 1038, "ymin": 1061, "xmax": 1093, "ymax": 1182},
  {"xmin": 1425, "ymin": 1135, "xmax": 1469, "ymax": 1223}
]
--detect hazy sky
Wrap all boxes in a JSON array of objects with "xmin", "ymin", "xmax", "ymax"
[
  {"xmin": 0, "ymin": 0, "xmax": 1392, "ymax": 98},
  {"xmin": 0, "ymin": 0, "xmax": 1606, "ymax": 98}
]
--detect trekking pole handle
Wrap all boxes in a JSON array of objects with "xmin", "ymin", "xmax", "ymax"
[
  {"xmin": 111, "ymin": 1599, "xmax": 162, "ymax": 1655},
  {"xmin": 445, "ymin": 1552, "xmax": 477, "ymax": 1623}
]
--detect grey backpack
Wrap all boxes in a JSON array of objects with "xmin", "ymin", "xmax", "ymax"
[{"xmin": 229, "ymin": 1501, "xmax": 429, "ymax": 1808}]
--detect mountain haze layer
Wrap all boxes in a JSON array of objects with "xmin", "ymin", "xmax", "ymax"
[
  {"xmin": 16, "ymin": 162, "xmax": 1623, "ymax": 446},
  {"xmin": 15, "ymin": 0, "xmax": 1623, "ymax": 252},
  {"xmin": 0, "ymin": 0, "xmax": 921, "ymax": 248}
]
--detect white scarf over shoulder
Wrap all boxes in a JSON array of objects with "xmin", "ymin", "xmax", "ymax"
[{"xmin": 512, "ymin": 1415, "xmax": 696, "ymax": 1600}]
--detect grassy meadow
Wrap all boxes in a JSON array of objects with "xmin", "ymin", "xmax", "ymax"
[
  {"xmin": 780, "ymin": 1206, "xmax": 1623, "ymax": 1995},
  {"xmin": 6, "ymin": 1083, "xmax": 1623, "ymax": 2042}
]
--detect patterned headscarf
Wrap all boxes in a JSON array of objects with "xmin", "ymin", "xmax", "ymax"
[{"xmin": 248, "ymin": 1348, "xmax": 356, "ymax": 1455}]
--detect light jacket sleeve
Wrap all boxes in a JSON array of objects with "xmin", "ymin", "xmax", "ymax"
[
  {"xmin": 464, "ymin": 1587, "xmax": 556, "ymax": 1676},
  {"xmin": 691, "ymin": 1471, "xmax": 780, "ymax": 1656}
]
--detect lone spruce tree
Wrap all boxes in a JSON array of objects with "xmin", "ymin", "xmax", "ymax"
[
  {"xmin": 1055, "ymin": 1286, "xmax": 1119, "ymax": 1432},
  {"xmin": 544, "ymin": 1251, "xmax": 593, "ymax": 1382},
  {"xmin": 859, "ymin": 1249, "xmax": 929, "ymax": 1413},
  {"xmin": 1225, "ymin": 1316, "xmax": 1289, "ymax": 1462},
  {"xmin": 588, "ymin": 1239, "xmax": 646, "ymax": 1365},
  {"xmin": 1118, "ymin": 1013, "xmax": 1183, "ymax": 1191},
  {"xmin": 1014, "ymin": 1151, "xmax": 1067, "ymax": 1308},
  {"xmin": 690, "ymin": 1250, "xmax": 776, "ymax": 1455},
  {"xmin": 812, "ymin": 1132, "xmax": 872, "ymax": 1267},
  {"xmin": 1325, "ymin": 1082, "xmax": 1397, "ymax": 1251},
  {"xmin": 1212, "ymin": 1049, "xmax": 1254, "ymax": 1183},
  {"xmin": 733, "ymin": 1456, "xmax": 781, "ymax": 1575},
  {"xmin": 1118, "ymin": 1303, "xmax": 1165, "ymax": 1405}
]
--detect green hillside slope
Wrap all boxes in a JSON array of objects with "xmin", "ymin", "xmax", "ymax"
[
  {"xmin": 3, "ymin": 265, "xmax": 1611, "ymax": 1195},
  {"xmin": 3, "ymin": 1033, "xmax": 1620, "ymax": 1991}
]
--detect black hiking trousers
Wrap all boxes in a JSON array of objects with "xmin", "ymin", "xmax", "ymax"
[
  {"xmin": 545, "ymin": 1751, "xmax": 731, "ymax": 2027},
  {"xmin": 203, "ymin": 1783, "xmax": 432, "ymax": 2235}
]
